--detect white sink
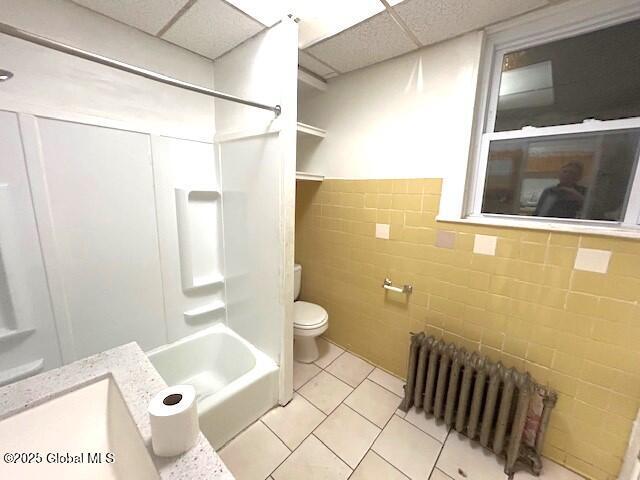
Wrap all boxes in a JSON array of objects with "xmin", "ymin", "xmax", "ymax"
[{"xmin": 0, "ymin": 376, "xmax": 159, "ymax": 480}]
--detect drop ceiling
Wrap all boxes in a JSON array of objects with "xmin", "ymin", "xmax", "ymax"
[{"xmin": 70, "ymin": 0, "xmax": 554, "ymax": 79}]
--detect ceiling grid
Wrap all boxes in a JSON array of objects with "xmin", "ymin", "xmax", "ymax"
[{"xmin": 69, "ymin": 0, "xmax": 553, "ymax": 80}]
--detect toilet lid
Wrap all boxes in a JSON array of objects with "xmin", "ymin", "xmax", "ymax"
[{"xmin": 294, "ymin": 301, "xmax": 328, "ymax": 328}]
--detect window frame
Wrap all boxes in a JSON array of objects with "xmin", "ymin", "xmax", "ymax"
[{"xmin": 464, "ymin": 0, "xmax": 640, "ymax": 234}]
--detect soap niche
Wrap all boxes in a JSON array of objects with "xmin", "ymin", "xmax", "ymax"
[{"xmin": 175, "ymin": 188, "xmax": 224, "ymax": 292}]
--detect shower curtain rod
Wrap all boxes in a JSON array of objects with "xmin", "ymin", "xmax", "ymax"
[{"xmin": 0, "ymin": 22, "xmax": 282, "ymax": 116}]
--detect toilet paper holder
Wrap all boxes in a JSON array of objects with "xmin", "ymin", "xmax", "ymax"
[{"xmin": 382, "ymin": 278, "xmax": 413, "ymax": 294}]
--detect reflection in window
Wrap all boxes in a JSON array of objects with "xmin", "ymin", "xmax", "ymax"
[
  {"xmin": 495, "ymin": 19, "xmax": 640, "ymax": 132},
  {"xmin": 482, "ymin": 130, "xmax": 640, "ymax": 221}
]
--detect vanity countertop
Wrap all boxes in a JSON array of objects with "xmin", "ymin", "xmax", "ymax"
[{"xmin": 0, "ymin": 342, "xmax": 234, "ymax": 480}]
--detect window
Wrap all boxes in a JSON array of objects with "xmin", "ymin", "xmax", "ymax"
[{"xmin": 470, "ymin": 14, "xmax": 640, "ymax": 231}]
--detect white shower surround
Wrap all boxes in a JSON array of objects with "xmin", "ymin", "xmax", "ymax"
[{"xmin": 0, "ymin": 0, "xmax": 298, "ymax": 445}]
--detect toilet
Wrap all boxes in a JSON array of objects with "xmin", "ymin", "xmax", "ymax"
[{"xmin": 293, "ymin": 263, "xmax": 328, "ymax": 363}]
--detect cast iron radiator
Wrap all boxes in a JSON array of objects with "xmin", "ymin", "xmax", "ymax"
[{"xmin": 399, "ymin": 333, "xmax": 557, "ymax": 478}]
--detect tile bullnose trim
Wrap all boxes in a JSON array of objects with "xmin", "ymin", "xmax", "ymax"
[{"xmin": 437, "ymin": 215, "xmax": 640, "ymax": 240}]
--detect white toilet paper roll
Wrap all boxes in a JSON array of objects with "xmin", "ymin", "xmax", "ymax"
[{"xmin": 148, "ymin": 385, "xmax": 199, "ymax": 457}]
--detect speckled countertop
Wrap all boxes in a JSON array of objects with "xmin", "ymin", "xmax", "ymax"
[{"xmin": 0, "ymin": 342, "xmax": 234, "ymax": 480}]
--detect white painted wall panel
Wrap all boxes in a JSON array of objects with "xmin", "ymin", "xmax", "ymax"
[
  {"xmin": 220, "ymin": 134, "xmax": 282, "ymax": 361},
  {"xmin": 34, "ymin": 118, "xmax": 167, "ymax": 358},
  {"xmin": 214, "ymin": 23, "xmax": 295, "ymax": 133},
  {"xmin": 0, "ymin": 0, "xmax": 215, "ymax": 141},
  {"xmin": 214, "ymin": 18, "xmax": 299, "ymax": 403},
  {"xmin": 0, "ymin": 111, "xmax": 62, "ymax": 376},
  {"xmin": 298, "ymin": 32, "xmax": 484, "ymax": 218},
  {"xmin": 152, "ymin": 136, "xmax": 226, "ymax": 341}
]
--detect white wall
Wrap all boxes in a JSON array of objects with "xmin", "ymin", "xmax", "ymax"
[
  {"xmin": 0, "ymin": 0, "xmax": 215, "ymax": 141},
  {"xmin": 0, "ymin": 1, "xmax": 299, "ymax": 394},
  {"xmin": 0, "ymin": 0, "xmax": 221, "ymax": 372},
  {"xmin": 10, "ymin": 112, "xmax": 222, "ymax": 366},
  {"xmin": 152, "ymin": 136, "xmax": 225, "ymax": 343},
  {"xmin": 22, "ymin": 117, "xmax": 168, "ymax": 360},
  {"xmin": 214, "ymin": 18, "xmax": 298, "ymax": 403},
  {"xmin": 213, "ymin": 22, "xmax": 296, "ymax": 134},
  {"xmin": 298, "ymin": 31, "xmax": 484, "ymax": 216},
  {"xmin": 0, "ymin": 112, "xmax": 62, "ymax": 381},
  {"xmin": 219, "ymin": 135, "xmax": 283, "ymax": 358}
]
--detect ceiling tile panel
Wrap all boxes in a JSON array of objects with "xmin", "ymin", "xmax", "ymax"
[
  {"xmin": 71, "ymin": 0, "xmax": 189, "ymax": 35},
  {"xmin": 292, "ymin": 0, "xmax": 385, "ymax": 48},
  {"xmin": 305, "ymin": 12, "xmax": 415, "ymax": 74},
  {"xmin": 298, "ymin": 51, "xmax": 336, "ymax": 78},
  {"xmin": 223, "ymin": 0, "xmax": 283, "ymax": 27},
  {"xmin": 393, "ymin": 0, "xmax": 549, "ymax": 46},
  {"xmin": 161, "ymin": 0, "xmax": 264, "ymax": 59}
]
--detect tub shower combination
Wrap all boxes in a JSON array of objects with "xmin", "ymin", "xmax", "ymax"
[{"xmin": 0, "ymin": 13, "xmax": 296, "ymax": 465}]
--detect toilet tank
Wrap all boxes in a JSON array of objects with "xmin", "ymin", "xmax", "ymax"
[{"xmin": 294, "ymin": 263, "xmax": 302, "ymax": 300}]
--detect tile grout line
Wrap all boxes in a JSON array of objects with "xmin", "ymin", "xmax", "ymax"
[
  {"xmin": 226, "ymin": 343, "xmax": 342, "ymax": 450},
  {"xmin": 292, "ymin": 340, "xmax": 346, "ymax": 392},
  {"xmin": 258, "ymin": 418, "xmax": 296, "ymax": 479},
  {"xmin": 227, "ymin": 345, "xmax": 348, "ymax": 479},
  {"xmin": 316, "ymin": 343, "xmax": 347, "ymax": 369},
  {"xmin": 345, "ymin": 407, "xmax": 409, "ymax": 479},
  {"xmin": 319, "ymin": 351, "xmax": 447, "ymax": 445},
  {"xmin": 313, "ymin": 349, "xmax": 396, "ymax": 478},
  {"xmin": 320, "ymin": 345, "xmax": 451, "ymax": 477},
  {"xmin": 298, "ymin": 353, "xmax": 372, "ymax": 416},
  {"xmin": 265, "ymin": 343, "xmax": 451, "ymax": 480},
  {"xmin": 266, "ymin": 373, "xmax": 365, "ymax": 475},
  {"xmin": 259, "ymin": 418, "xmax": 292, "ymax": 455},
  {"xmin": 297, "ymin": 347, "xmax": 389, "ymax": 475},
  {"xmin": 266, "ymin": 346, "xmax": 370, "ymax": 478},
  {"xmin": 309, "ymin": 432, "xmax": 354, "ymax": 472},
  {"xmin": 365, "ymin": 370, "xmax": 406, "ymax": 397},
  {"xmin": 321, "ymin": 336, "xmax": 408, "ymax": 387},
  {"xmin": 401, "ymin": 407, "xmax": 454, "ymax": 446},
  {"xmin": 293, "ymin": 362, "xmax": 323, "ymax": 390},
  {"xmin": 428, "ymin": 427, "xmax": 452, "ymax": 480},
  {"xmin": 341, "ymin": 397, "xmax": 396, "ymax": 429},
  {"xmin": 303, "ymin": 343, "xmax": 445, "ymax": 479}
]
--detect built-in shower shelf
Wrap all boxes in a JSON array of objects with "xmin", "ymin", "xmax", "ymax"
[
  {"xmin": 296, "ymin": 122, "xmax": 326, "ymax": 138},
  {"xmin": 0, "ymin": 358, "xmax": 44, "ymax": 387},
  {"xmin": 0, "ymin": 328, "xmax": 35, "ymax": 345},
  {"xmin": 175, "ymin": 187, "xmax": 224, "ymax": 292},
  {"xmin": 190, "ymin": 274, "xmax": 225, "ymax": 290},
  {"xmin": 296, "ymin": 171, "xmax": 324, "ymax": 181},
  {"xmin": 183, "ymin": 301, "xmax": 225, "ymax": 322}
]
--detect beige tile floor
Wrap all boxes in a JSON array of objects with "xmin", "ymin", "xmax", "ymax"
[{"xmin": 219, "ymin": 338, "xmax": 586, "ymax": 480}]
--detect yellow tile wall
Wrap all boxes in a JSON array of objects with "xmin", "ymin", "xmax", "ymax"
[{"xmin": 295, "ymin": 178, "xmax": 640, "ymax": 480}]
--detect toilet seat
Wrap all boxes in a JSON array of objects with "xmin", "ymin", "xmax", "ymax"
[
  {"xmin": 294, "ymin": 301, "xmax": 328, "ymax": 328},
  {"xmin": 293, "ymin": 301, "xmax": 328, "ymax": 336}
]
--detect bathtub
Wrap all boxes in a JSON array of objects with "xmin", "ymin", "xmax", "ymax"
[{"xmin": 147, "ymin": 323, "xmax": 279, "ymax": 449}]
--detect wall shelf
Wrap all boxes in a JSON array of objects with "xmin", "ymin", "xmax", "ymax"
[
  {"xmin": 183, "ymin": 301, "xmax": 225, "ymax": 323},
  {"xmin": 298, "ymin": 69, "xmax": 327, "ymax": 93},
  {"xmin": 174, "ymin": 188, "xmax": 224, "ymax": 292},
  {"xmin": 0, "ymin": 358, "xmax": 44, "ymax": 387},
  {"xmin": 296, "ymin": 171, "xmax": 324, "ymax": 182},
  {"xmin": 297, "ymin": 122, "xmax": 326, "ymax": 139},
  {"xmin": 0, "ymin": 328, "xmax": 35, "ymax": 345},
  {"xmin": 190, "ymin": 274, "xmax": 225, "ymax": 290}
]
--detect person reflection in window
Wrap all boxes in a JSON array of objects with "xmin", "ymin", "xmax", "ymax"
[{"xmin": 534, "ymin": 162, "xmax": 586, "ymax": 218}]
